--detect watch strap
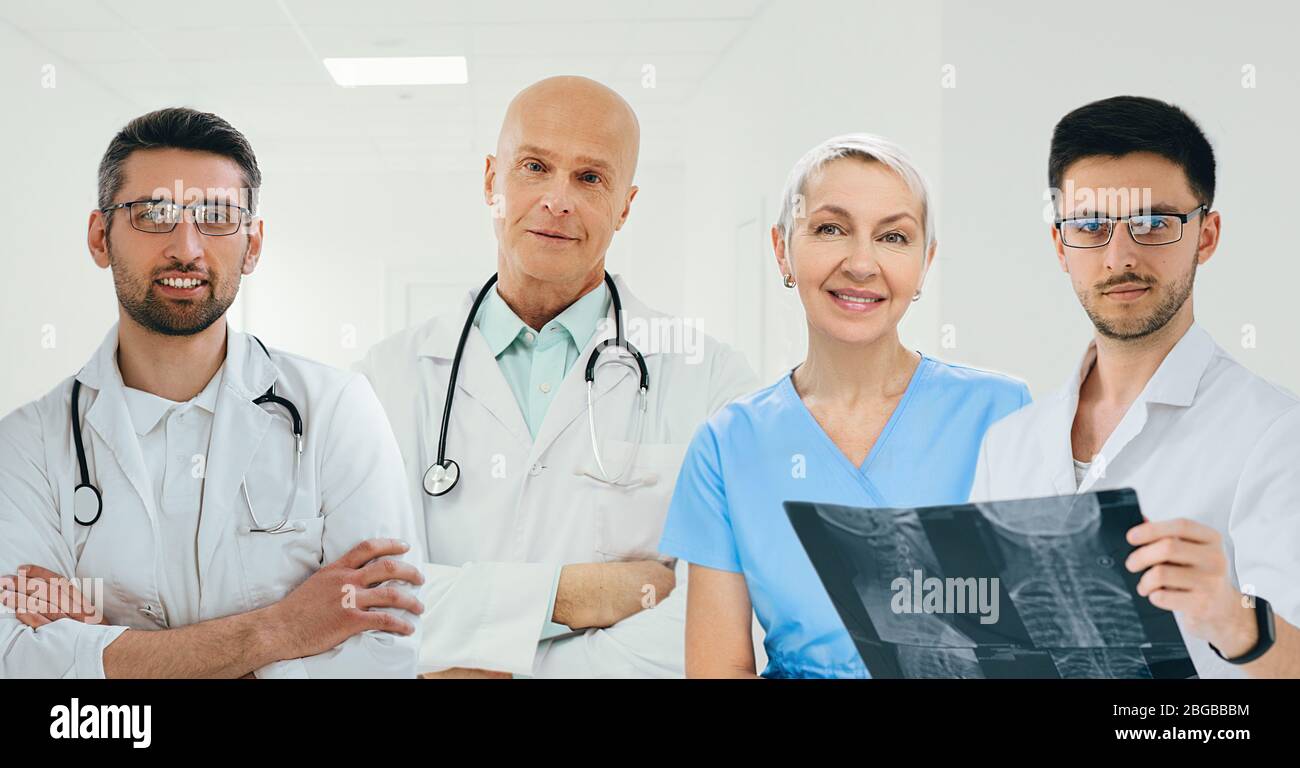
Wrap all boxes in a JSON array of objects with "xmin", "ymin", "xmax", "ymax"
[{"xmin": 1210, "ymin": 595, "xmax": 1276, "ymax": 665}]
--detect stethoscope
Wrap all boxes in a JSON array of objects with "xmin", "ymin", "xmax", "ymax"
[
  {"xmin": 422, "ymin": 271, "xmax": 650, "ymax": 497},
  {"xmin": 70, "ymin": 336, "xmax": 306, "ymax": 534}
]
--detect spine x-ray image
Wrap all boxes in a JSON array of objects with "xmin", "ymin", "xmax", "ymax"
[{"xmin": 786, "ymin": 489, "xmax": 1196, "ymax": 678}]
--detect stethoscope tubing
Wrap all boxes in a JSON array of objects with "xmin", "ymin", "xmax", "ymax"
[
  {"xmin": 69, "ymin": 335, "xmax": 303, "ymax": 532},
  {"xmin": 424, "ymin": 271, "xmax": 650, "ymax": 497}
]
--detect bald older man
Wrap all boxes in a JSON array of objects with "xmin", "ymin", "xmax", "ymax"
[{"xmin": 358, "ymin": 76, "xmax": 757, "ymax": 678}]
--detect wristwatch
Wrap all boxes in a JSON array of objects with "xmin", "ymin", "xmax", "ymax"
[{"xmin": 1210, "ymin": 595, "xmax": 1276, "ymax": 664}]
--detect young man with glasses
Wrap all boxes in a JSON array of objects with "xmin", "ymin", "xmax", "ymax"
[
  {"xmin": 0, "ymin": 108, "xmax": 425, "ymax": 678},
  {"xmin": 971, "ymin": 96, "xmax": 1299, "ymax": 678}
]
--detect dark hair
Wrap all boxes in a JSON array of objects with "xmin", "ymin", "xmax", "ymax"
[
  {"xmin": 1048, "ymin": 95, "xmax": 1215, "ymax": 207},
  {"xmin": 97, "ymin": 107, "xmax": 262, "ymax": 215}
]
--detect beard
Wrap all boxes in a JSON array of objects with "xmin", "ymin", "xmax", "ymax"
[
  {"xmin": 108, "ymin": 242, "xmax": 241, "ymax": 336},
  {"xmin": 1079, "ymin": 254, "xmax": 1197, "ymax": 341}
]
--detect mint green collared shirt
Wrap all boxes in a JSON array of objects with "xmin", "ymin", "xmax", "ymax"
[
  {"xmin": 474, "ymin": 281, "xmax": 610, "ymax": 439},
  {"xmin": 473, "ymin": 281, "xmax": 612, "ymax": 651}
]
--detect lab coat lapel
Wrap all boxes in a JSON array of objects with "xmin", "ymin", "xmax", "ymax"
[
  {"xmin": 1076, "ymin": 323, "xmax": 1213, "ymax": 495},
  {"xmin": 528, "ymin": 274, "xmax": 649, "ymax": 464},
  {"xmin": 1046, "ymin": 344, "xmax": 1094, "ymax": 496},
  {"xmin": 77, "ymin": 325, "xmax": 160, "ymax": 525},
  {"xmin": 196, "ymin": 330, "xmax": 275, "ymax": 583},
  {"xmin": 1077, "ymin": 400, "xmax": 1149, "ymax": 495},
  {"xmin": 419, "ymin": 292, "xmax": 530, "ymax": 444}
]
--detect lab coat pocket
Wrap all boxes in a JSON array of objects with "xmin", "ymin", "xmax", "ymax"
[
  {"xmin": 234, "ymin": 510, "xmax": 326, "ymax": 608},
  {"xmin": 589, "ymin": 440, "xmax": 688, "ymax": 563}
]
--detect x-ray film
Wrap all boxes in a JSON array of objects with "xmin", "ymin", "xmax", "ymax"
[{"xmin": 785, "ymin": 489, "xmax": 1196, "ymax": 678}]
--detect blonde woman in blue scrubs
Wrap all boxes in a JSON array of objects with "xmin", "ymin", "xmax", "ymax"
[{"xmin": 659, "ymin": 135, "xmax": 1030, "ymax": 678}]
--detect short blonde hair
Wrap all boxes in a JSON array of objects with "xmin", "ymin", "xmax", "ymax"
[{"xmin": 775, "ymin": 133, "xmax": 934, "ymax": 256}]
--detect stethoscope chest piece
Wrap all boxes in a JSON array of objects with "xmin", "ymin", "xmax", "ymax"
[
  {"xmin": 73, "ymin": 482, "xmax": 103, "ymax": 526},
  {"xmin": 423, "ymin": 458, "xmax": 460, "ymax": 496}
]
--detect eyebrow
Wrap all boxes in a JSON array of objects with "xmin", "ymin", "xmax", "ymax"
[
  {"xmin": 875, "ymin": 211, "xmax": 920, "ymax": 227},
  {"xmin": 515, "ymin": 144, "xmax": 615, "ymax": 176},
  {"xmin": 809, "ymin": 204, "xmax": 852, "ymax": 219},
  {"xmin": 809, "ymin": 204, "xmax": 918, "ymax": 226},
  {"xmin": 1068, "ymin": 202, "xmax": 1196, "ymax": 217},
  {"xmin": 1148, "ymin": 202, "xmax": 1195, "ymax": 215},
  {"xmin": 575, "ymin": 156, "xmax": 614, "ymax": 175}
]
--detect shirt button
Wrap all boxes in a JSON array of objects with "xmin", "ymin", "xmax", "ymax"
[
  {"xmin": 539, "ymin": 382, "xmax": 551, "ymax": 394},
  {"xmin": 524, "ymin": 331, "xmax": 535, "ymax": 343},
  {"xmin": 529, "ymin": 463, "xmax": 544, "ymax": 477}
]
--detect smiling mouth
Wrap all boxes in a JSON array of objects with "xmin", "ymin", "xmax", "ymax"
[
  {"xmin": 154, "ymin": 277, "xmax": 209, "ymax": 292},
  {"xmin": 829, "ymin": 290, "xmax": 884, "ymax": 303},
  {"xmin": 827, "ymin": 289, "xmax": 886, "ymax": 313}
]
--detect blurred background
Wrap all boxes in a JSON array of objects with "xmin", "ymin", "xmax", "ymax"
[{"xmin": 2, "ymin": 0, "xmax": 1298, "ymax": 415}]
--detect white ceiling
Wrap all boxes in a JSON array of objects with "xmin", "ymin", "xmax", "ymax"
[{"xmin": 0, "ymin": 0, "xmax": 768, "ymax": 173}]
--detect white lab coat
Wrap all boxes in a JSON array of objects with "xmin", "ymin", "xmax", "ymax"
[
  {"xmin": 357, "ymin": 274, "xmax": 758, "ymax": 677},
  {"xmin": 971, "ymin": 323, "xmax": 1300, "ymax": 678},
  {"xmin": 0, "ymin": 325, "xmax": 422, "ymax": 678}
]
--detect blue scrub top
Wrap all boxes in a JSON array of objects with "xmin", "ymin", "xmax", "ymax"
[{"xmin": 659, "ymin": 355, "xmax": 1030, "ymax": 678}]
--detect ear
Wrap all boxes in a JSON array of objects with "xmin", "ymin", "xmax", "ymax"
[
  {"xmin": 483, "ymin": 154, "xmax": 497, "ymax": 206},
  {"xmin": 1051, "ymin": 223, "xmax": 1069, "ymax": 273},
  {"xmin": 87, "ymin": 210, "xmax": 110, "ymax": 269},
  {"xmin": 772, "ymin": 226, "xmax": 792, "ymax": 279},
  {"xmin": 1195, "ymin": 209, "xmax": 1221, "ymax": 267},
  {"xmin": 613, "ymin": 185, "xmax": 638, "ymax": 231},
  {"xmin": 241, "ymin": 218, "xmax": 265, "ymax": 275}
]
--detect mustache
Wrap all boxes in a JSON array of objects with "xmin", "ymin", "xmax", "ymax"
[{"xmin": 1095, "ymin": 272, "xmax": 1155, "ymax": 291}]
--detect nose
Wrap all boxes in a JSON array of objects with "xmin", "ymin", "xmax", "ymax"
[
  {"xmin": 162, "ymin": 214, "xmax": 206, "ymax": 266},
  {"xmin": 841, "ymin": 240, "xmax": 882, "ymax": 282},
  {"xmin": 1100, "ymin": 221, "xmax": 1140, "ymax": 273},
  {"xmin": 539, "ymin": 176, "xmax": 574, "ymax": 217}
]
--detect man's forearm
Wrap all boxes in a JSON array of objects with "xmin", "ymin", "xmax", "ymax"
[
  {"xmin": 102, "ymin": 605, "xmax": 282, "ymax": 679},
  {"xmin": 553, "ymin": 561, "xmax": 674, "ymax": 630}
]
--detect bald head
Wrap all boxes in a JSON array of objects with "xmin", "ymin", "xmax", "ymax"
[
  {"xmin": 485, "ymin": 76, "xmax": 643, "ymax": 308},
  {"xmin": 497, "ymin": 76, "xmax": 640, "ymax": 185}
]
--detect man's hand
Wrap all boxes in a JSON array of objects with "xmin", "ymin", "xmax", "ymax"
[
  {"xmin": 264, "ymin": 538, "xmax": 426, "ymax": 660},
  {"xmin": 1126, "ymin": 518, "xmax": 1258, "ymax": 656},
  {"xmin": 553, "ymin": 560, "xmax": 675, "ymax": 630},
  {"xmin": 0, "ymin": 565, "xmax": 102, "ymax": 628}
]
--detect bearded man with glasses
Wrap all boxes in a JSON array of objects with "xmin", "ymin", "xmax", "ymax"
[{"xmin": 971, "ymin": 96, "xmax": 1300, "ymax": 679}]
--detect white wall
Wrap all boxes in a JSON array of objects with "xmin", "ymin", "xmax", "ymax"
[
  {"xmin": 0, "ymin": 22, "xmax": 124, "ymax": 412},
  {"xmin": 0, "ymin": 22, "xmax": 688, "ymax": 414},
  {"xmin": 4, "ymin": 0, "xmax": 1299, "ymax": 414}
]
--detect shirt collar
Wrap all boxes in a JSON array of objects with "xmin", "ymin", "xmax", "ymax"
[
  {"xmin": 1060, "ymin": 321, "xmax": 1216, "ymax": 408},
  {"xmin": 121, "ymin": 364, "xmax": 224, "ymax": 436},
  {"xmin": 474, "ymin": 280, "xmax": 610, "ymax": 358}
]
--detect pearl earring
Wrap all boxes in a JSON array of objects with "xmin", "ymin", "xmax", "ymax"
[{"xmin": 783, "ymin": 274, "xmax": 796, "ymax": 288}]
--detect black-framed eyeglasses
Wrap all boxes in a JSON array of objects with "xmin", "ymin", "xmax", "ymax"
[
  {"xmin": 101, "ymin": 199, "xmax": 254, "ymax": 237},
  {"xmin": 1055, "ymin": 205, "xmax": 1208, "ymax": 249}
]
